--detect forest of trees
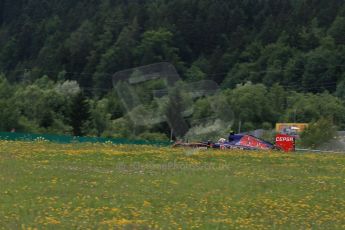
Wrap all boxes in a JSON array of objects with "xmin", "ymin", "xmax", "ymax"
[{"xmin": 0, "ymin": 0, "xmax": 345, "ymax": 140}]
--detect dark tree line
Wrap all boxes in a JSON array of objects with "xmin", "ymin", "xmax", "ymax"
[{"xmin": 1, "ymin": 0, "xmax": 344, "ymax": 91}]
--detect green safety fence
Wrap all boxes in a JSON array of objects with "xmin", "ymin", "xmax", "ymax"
[{"xmin": 0, "ymin": 132, "xmax": 171, "ymax": 146}]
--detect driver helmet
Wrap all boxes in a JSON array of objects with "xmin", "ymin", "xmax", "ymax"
[{"xmin": 218, "ymin": 138, "xmax": 226, "ymax": 143}]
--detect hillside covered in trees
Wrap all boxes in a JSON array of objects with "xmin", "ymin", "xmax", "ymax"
[{"xmin": 0, "ymin": 0, "xmax": 345, "ymax": 139}]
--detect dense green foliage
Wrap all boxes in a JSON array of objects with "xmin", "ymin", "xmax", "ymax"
[
  {"xmin": 300, "ymin": 117, "xmax": 337, "ymax": 148},
  {"xmin": 0, "ymin": 0, "xmax": 345, "ymax": 137}
]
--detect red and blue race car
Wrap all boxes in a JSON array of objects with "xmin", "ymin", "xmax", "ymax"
[{"xmin": 173, "ymin": 133, "xmax": 295, "ymax": 152}]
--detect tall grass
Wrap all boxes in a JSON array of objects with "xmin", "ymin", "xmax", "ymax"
[{"xmin": 0, "ymin": 141, "xmax": 344, "ymax": 229}]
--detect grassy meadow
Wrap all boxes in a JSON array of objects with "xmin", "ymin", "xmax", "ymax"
[{"xmin": 0, "ymin": 140, "xmax": 344, "ymax": 229}]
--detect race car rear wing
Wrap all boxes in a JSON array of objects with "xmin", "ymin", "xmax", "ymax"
[{"xmin": 275, "ymin": 134, "xmax": 295, "ymax": 152}]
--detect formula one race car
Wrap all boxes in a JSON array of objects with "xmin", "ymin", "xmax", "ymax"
[{"xmin": 173, "ymin": 133, "xmax": 295, "ymax": 152}]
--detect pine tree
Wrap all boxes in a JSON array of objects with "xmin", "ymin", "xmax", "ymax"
[{"xmin": 69, "ymin": 92, "xmax": 90, "ymax": 136}]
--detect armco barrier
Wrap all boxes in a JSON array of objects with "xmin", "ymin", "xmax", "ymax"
[{"xmin": 0, "ymin": 132, "xmax": 171, "ymax": 146}]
